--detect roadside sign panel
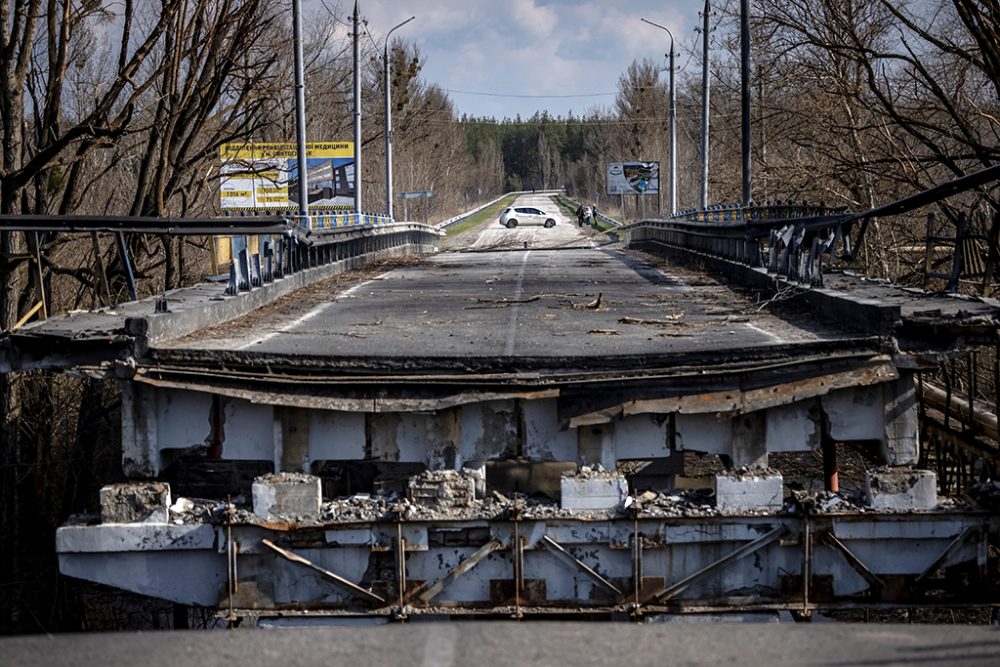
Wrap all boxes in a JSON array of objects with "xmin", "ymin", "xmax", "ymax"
[
  {"xmin": 607, "ymin": 162, "xmax": 660, "ymax": 195},
  {"xmin": 219, "ymin": 142, "xmax": 354, "ymax": 210}
]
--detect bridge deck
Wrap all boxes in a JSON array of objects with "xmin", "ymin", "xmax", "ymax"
[{"xmin": 162, "ymin": 247, "xmax": 847, "ymax": 361}]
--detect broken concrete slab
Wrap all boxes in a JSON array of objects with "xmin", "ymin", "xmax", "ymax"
[
  {"xmin": 865, "ymin": 468, "xmax": 937, "ymax": 511},
  {"xmin": 100, "ymin": 482, "xmax": 171, "ymax": 524},
  {"xmin": 714, "ymin": 471, "xmax": 784, "ymax": 513},
  {"xmin": 252, "ymin": 473, "xmax": 322, "ymax": 521}
]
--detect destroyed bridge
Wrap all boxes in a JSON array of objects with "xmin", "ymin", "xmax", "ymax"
[{"xmin": 2, "ymin": 174, "xmax": 999, "ymax": 625}]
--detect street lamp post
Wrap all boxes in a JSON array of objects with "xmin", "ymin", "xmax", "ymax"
[
  {"xmin": 640, "ymin": 18, "xmax": 677, "ymax": 217},
  {"xmin": 700, "ymin": 0, "xmax": 711, "ymax": 210},
  {"xmin": 383, "ymin": 16, "xmax": 415, "ymax": 220},
  {"xmin": 352, "ymin": 1, "xmax": 361, "ymax": 219},
  {"xmin": 292, "ymin": 0, "xmax": 309, "ymax": 226}
]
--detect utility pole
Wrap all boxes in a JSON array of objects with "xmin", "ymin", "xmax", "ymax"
[
  {"xmin": 640, "ymin": 18, "xmax": 677, "ymax": 216},
  {"xmin": 700, "ymin": 0, "xmax": 711, "ymax": 210},
  {"xmin": 353, "ymin": 1, "xmax": 362, "ymax": 219},
  {"xmin": 292, "ymin": 0, "xmax": 309, "ymax": 227},
  {"xmin": 383, "ymin": 16, "xmax": 415, "ymax": 220},
  {"xmin": 740, "ymin": 0, "xmax": 752, "ymax": 206}
]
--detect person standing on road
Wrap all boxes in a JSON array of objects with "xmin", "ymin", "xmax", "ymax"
[
  {"xmin": 584, "ymin": 206, "xmax": 592, "ymax": 226},
  {"xmin": 576, "ymin": 205, "xmax": 584, "ymax": 226},
  {"xmin": 592, "ymin": 204, "xmax": 599, "ymax": 226}
]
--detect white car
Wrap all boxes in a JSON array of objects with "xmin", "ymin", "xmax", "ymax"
[{"xmin": 499, "ymin": 206, "xmax": 556, "ymax": 229}]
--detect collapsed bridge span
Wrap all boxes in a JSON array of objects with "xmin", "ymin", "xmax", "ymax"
[{"xmin": 3, "ymin": 192, "xmax": 998, "ymax": 624}]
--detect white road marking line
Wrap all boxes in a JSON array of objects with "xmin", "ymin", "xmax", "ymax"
[
  {"xmin": 236, "ymin": 302, "xmax": 332, "ymax": 350},
  {"xmin": 236, "ymin": 276, "xmax": 385, "ymax": 349},
  {"xmin": 742, "ymin": 322, "xmax": 782, "ymax": 342},
  {"xmin": 504, "ymin": 250, "xmax": 532, "ymax": 356}
]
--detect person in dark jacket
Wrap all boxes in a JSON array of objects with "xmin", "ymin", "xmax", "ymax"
[{"xmin": 576, "ymin": 205, "xmax": 584, "ymax": 226}]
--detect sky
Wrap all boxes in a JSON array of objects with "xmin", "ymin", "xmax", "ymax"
[{"xmin": 326, "ymin": 0, "xmax": 711, "ymax": 120}]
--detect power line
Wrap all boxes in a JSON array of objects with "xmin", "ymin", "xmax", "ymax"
[
  {"xmin": 418, "ymin": 116, "xmax": 671, "ymax": 127},
  {"xmin": 442, "ymin": 88, "xmax": 616, "ymax": 99}
]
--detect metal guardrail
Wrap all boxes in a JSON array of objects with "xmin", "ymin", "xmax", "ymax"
[
  {"xmin": 224, "ymin": 222, "xmax": 442, "ymax": 296},
  {"xmin": 0, "ymin": 213, "xmax": 307, "ymax": 237},
  {"xmin": 223, "ymin": 209, "xmax": 392, "ymax": 231},
  {"xmin": 623, "ymin": 206, "xmax": 847, "ymax": 287}
]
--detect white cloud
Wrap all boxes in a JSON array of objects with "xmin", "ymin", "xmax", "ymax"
[{"xmin": 310, "ymin": 0, "xmax": 704, "ymax": 118}]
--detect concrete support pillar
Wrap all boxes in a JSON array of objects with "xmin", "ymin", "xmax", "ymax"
[
  {"xmin": 881, "ymin": 373, "xmax": 920, "ymax": 466},
  {"xmin": 730, "ymin": 411, "xmax": 768, "ymax": 468},
  {"xmin": 426, "ymin": 407, "xmax": 461, "ymax": 470},
  {"xmin": 121, "ymin": 381, "xmax": 158, "ymax": 478},
  {"xmin": 577, "ymin": 424, "xmax": 615, "ymax": 469},
  {"xmin": 276, "ymin": 406, "xmax": 310, "ymax": 473}
]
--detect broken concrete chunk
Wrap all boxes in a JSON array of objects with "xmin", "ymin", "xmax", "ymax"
[
  {"xmin": 100, "ymin": 482, "xmax": 171, "ymax": 524},
  {"xmin": 407, "ymin": 469, "xmax": 476, "ymax": 509},
  {"xmin": 865, "ymin": 467, "xmax": 937, "ymax": 511},
  {"xmin": 561, "ymin": 474, "xmax": 629, "ymax": 512},
  {"xmin": 714, "ymin": 472, "xmax": 783, "ymax": 513},
  {"xmin": 252, "ymin": 473, "xmax": 322, "ymax": 521}
]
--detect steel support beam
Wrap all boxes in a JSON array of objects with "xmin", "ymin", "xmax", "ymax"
[
  {"xmin": 410, "ymin": 539, "xmax": 504, "ymax": 605},
  {"xmin": 646, "ymin": 525, "xmax": 786, "ymax": 604},
  {"xmin": 262, "ymin": 538, "xmax": 385, "ymax": 604},
  {"xmin": 541, "ymin": 535, "xmax": 623, "ymax": 597}
]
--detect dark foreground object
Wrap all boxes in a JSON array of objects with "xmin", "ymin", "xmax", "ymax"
[{"xmin": 2, "ymin": 622, "xmax": 999, "ymax": 667}]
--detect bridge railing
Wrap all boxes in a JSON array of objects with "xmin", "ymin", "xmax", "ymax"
[
  {"xmin": 623, "ymin": 203, "xmax": 851, "ymax": 287},
  {"xmin": 0, "ymin": 212, "xmax": 440, "ymax": 318},
  {"xmin": 669, "ymin": 202, "xmax": 848, "ymax": 224},
  {"xmin": 221, "ymin": 218, "xmax": 441, "ymax": 297}
]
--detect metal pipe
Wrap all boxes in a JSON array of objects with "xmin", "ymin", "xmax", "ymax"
[
  {"xmin": 383, "ymin": 17, "xmax": 415, "ymax": 221},
  {"xmin": 922, "ymin": 381, "xmax": 999, "ymax": 441},
  {"xmin": 292, "ymin": 0, "xmax": 310, "ymax": 226},
  {"xmin": 740, "ymin": 0, "xmax": 751, "ymax": 206},
  {"xmin": 353, "ymin": 0, "xmax": 362, "ymax": 218},
  {"xmin": 700, "ymin": 0, "xmax": 711, "ymax": 209}
]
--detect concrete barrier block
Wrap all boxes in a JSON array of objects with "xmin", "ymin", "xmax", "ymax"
[
  {"xmin": 560, "ymin": 473, "xmax": 629, "ymax": 512},
  {"xmin": 865, "ymin": 468, "xmax": 937, "ymax": 510},
  {"xmin": 252, "ymin": 473, "xmax": 322, "ymax": 521},
  {"xmin": 100, "ymin": 482, "xmax": 171, "ymax": 524},
  {"xmin": 714, "ymin": 472, "xmax": 784, "ymax": 513}
]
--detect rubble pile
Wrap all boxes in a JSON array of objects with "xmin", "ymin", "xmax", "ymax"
[
  {"xmin": 407, "ymin": 470, "xmax": 476, "ymax": 509},
  {"xmin": 721, "ymin": 466, "xmax": 780, "ymax": 480},
  {"xmin": 168, "ymin": 497, "xmax": 222, "ymax": 524},
  {"xmin": 569, "ymin": 464, "xmax": 621, "ymax": 479},
  {"xmin": 149, "ymin": 469, "xmax": 992, "ymax": 527},
  {"xmin": 631, "ymin": 488, "xmax": 720, "ymax": 517}
]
